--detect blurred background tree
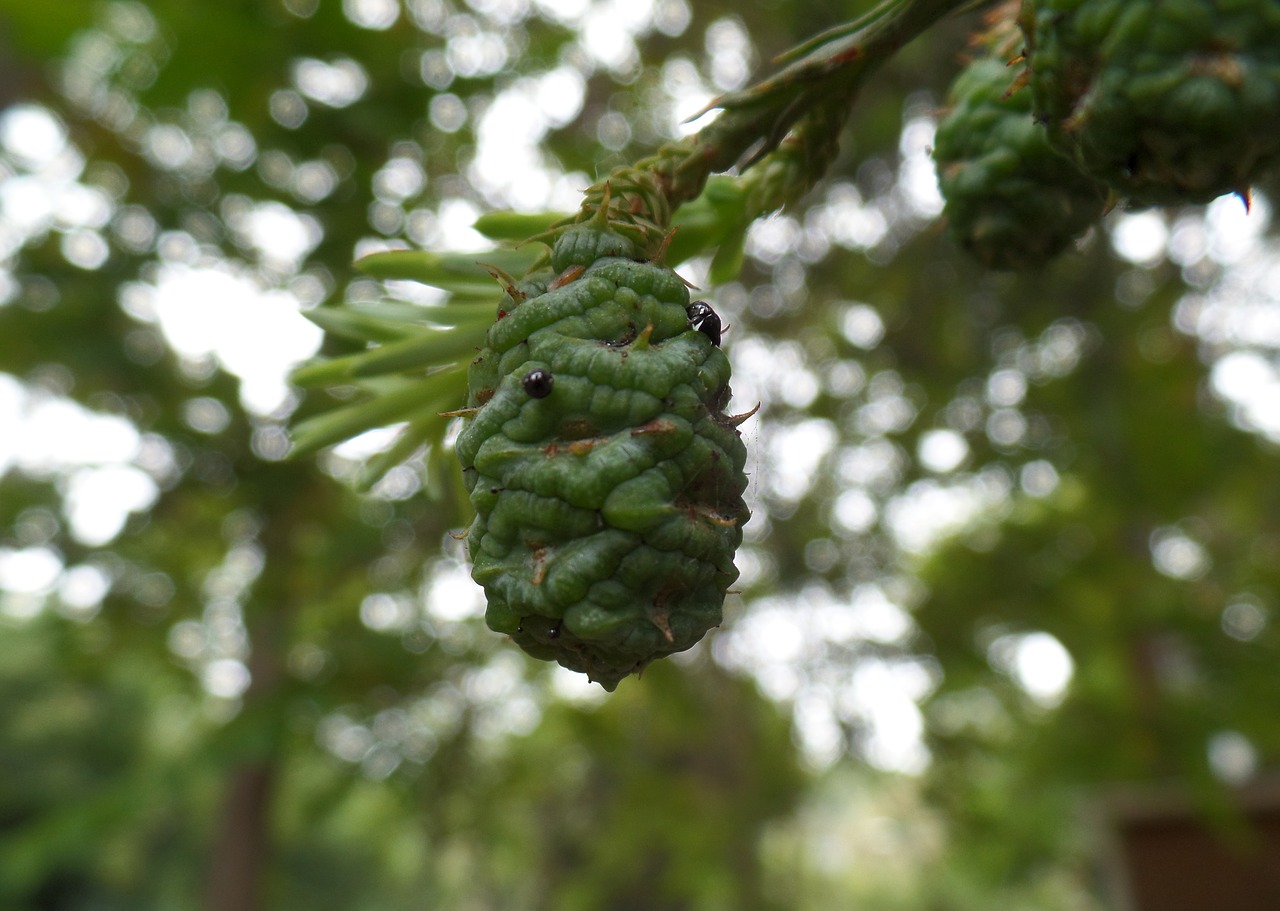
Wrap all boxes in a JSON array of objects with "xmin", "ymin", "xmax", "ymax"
[{"xmin": 0, "ymin": 1, "xmax": 1277, "ymax": 909}]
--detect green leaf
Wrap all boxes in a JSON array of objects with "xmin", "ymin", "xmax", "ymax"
[
  {"xmin": 708, "ymin": 223, "xmax": 749, "ymax": 284},
  {"xmin": 354, "ymin": 247, "xmax": 546, "ymax": 289},
  {"xmin": 291, "ymin": 319, "xmax": 489, "ymax": 386},
  {"xmin": 356, "ymin": 404, "xmax": 453, "ymax": 491},
  {"xmin": 473, "ymin": 211, "xmax": 567, "ymax": 242},
  {"xmin": 667, "ymin": 176, "xmax": 750, "ymax": 266},
  {"xmin": 288, "ymin": 374, "xmax": 464, "ymax": 458},
  {"xmin": 304, "ymin": 307, "xmax": 433, "ymax": 344},
  {"xmin": 306, "ymin": 297, "xmax": 502, "ymax": 346}
]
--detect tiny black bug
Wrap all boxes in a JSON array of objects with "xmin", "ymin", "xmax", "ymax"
[
  {"xmin": 522, "ymin": 368, "xmax": 554, "ymax": 398},
  {"xmin": 686, "ymin": 300, "xmax": 722, "ymax": 346}
]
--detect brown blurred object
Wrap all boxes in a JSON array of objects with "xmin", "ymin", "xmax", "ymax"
[{"xmin": 1099, "ymin": 777, "xmax": 1280, "ymax": 911}]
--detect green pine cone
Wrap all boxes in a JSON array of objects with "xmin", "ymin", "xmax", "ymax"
[
  {"xmin": 454, "ymin": 231, "xmax": 750, "ymax": 691},
  {"xmin": 934, "ymin": 57, "xmax": 1108, "ymax": 269},
  {"xmin": 1023, "ymin": 0, "xmax": 1280, "ymax": 205}
]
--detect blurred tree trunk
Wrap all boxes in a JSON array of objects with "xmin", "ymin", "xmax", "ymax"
[
  {"xmin": 204, "ymin": 465, "xmax": 313, "ymax": 911},
  {"xmin": 203, "ymin": 619, "xmax": 286, "ymax": 911},
  {"xmin": 205, "ymin": 761, "xmax": 276, "ymax": 911},
  {"xmin": 0, "ymin": 19, "xmax": 45, "ymax": 107}
]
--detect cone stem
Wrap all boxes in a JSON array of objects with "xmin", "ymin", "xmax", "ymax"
[{"xmin": 563, "ymin": 0, "xmax": 974, "ymax": 247}]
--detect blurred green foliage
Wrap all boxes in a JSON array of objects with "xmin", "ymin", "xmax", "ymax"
[{"xmin": 0, "ymin": 1, "xmax": 1277, "ymax": 910}]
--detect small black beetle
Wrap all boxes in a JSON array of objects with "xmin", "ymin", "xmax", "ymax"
[
  {"xmin": 686, "ymin": 300, "xmax": 722, "ymax": 346},
  {"xmin": 522, "ymin": 369, "xmax": 554, "ymax": 398}
]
